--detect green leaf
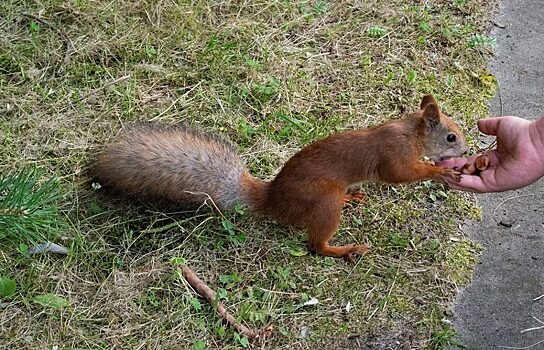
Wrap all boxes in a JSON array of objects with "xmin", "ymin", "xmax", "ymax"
[
  {"xmin": 361, "ymin": 55, "xmax": 372, "ymax": 66},
  {"xmin": 384, "ymin": 72, "xmax": 395, "ymax": 85},
  {"xmin": 233, "ymin": 204, "xmax": 247, "ymax": 215},
  {"xmin": 419, "ymin": 21, "xmax": 431, "ymax": 33},
  {"xmin": 18, "ymin": 243, "xmax": 29, "ymax": 257},
  {"xmin": 219, "ymin": 273, "xmax": 241, "ymax": 288},
  {"xmin": 314, "ymin": 0, "xmax": 328, "ymax": 15},
  {"xmin": 172, "ymin": 270, "xmax": 183, "ymax": 280},
  {"xmin": 29, "ymin": 21, "xmax": 39, "ymax": 33},
  {"xmin": 218, "ymin": 288, "xmax": 227, "ymax": 299},
  {"xmin": 0, "ymin": 277, "xmax": 16, "ymax": 298},
  {"xmin": 145, "ymin": 44, "xmax": 157, "ymax": 57},
  {"xmin": 437, "ymin": 190, "xmax": 448, "ymax": 198},
  {"xmin": 251, "ymin": 75, "xmax": 280, "ymax": 101},
  {"xmin": 192, "ymin": 340, "xmax": 206, "ymax": 350},
  {"xmin": 239, "ymin": 337, "xmax": 249, "ymax": 347},
  {"xmin": 219, "ymin": 275, "xmax": 231, "ymax": 284},
  {"xmin": 221, "ymin": 220, "xmax": 235, "ymax": 235},
  {"xmin": 169, "ymin": 256, "xmax": 186, "ymax": 265},
  {"xmin": 468, "ymin": 35, "xmax": 496, "ymax": 48},
  {"xmin": 215, "ymin": 325, "xmax": 225, "ymax": 337},
  {"xmin": 288, "ymin": 248, "xmax": 308, "ymax": 257},
  {"xmin": 322, "ymin": 257, "xmax": 334, "ymax": 266},
  {"xmin": 429, "ymin": 239, "xmax": 441, "ymax": 250},
  {"xmin": 243, "ymin": 55, "xmax": 262, "ymax": 70},
  {"xmin": 367, "ymin": 26, "xmax": 387, "ymax": 37},
  {"xmin": 33, "ymin": 294, "xmax": 69, "ymax": 308},
  {"xmin": 478, "ymin": 73, "xmax": 497, "ymax": 85},
  {"xmin": 407, "ymin": 70, "xmax": 417, "ymax": 85},
  {"xmin": 88, "ymin": 201, "xmax": 102, "ymax": 215},
  {"xmin": 454, "ymin": 0, "xmax": 466, "ymax": 7},
  {"xmin": 234, "ymin": 333, "xmax": 249, "ymax": 348},
  {"xmin": 187, "ymin": 296, "xmax": 202, "ymax": 311},
  {"xmin": 389, "ymin": 233, "xmax": 409, "ymax": 248},
  {"xmin": 442, "ymin": 28, "xmax": 453, "ymax": 42}
]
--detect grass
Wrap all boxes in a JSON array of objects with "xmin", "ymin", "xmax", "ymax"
[
  {"xmin": 0, "ymin": 167, "xmax": 64, "ymax": 243},
  {"xmin": 0, "ymin": 0, "xmax": 496, "ymax": 349}
]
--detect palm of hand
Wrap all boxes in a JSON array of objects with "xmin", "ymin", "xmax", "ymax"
[{"xmin": 488, "ymin": 118, "xmax": 544, "ymax": 191}]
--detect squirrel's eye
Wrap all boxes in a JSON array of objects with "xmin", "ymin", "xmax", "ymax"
[{"xmin": 446, "ymin": 134, "xmax": 456, "ymax": 143}]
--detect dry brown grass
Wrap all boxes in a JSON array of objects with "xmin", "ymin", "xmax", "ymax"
[{"xmin": 0, "ymin": 0, "xmax": 496, "ymax": 349}]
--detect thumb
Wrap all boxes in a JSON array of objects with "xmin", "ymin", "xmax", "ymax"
[{"xmin": 477, "ymin": 118, "xmax": 501, "ymax": 136}]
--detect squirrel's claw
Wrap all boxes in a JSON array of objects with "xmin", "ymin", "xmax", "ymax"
[
  {"xmin": 439, "ymin": 168, "xmax": 462, "ymax": 182},
  {"xmin": 343, "ymin": 190, "xmax": 366, "ymax": 207},
  {"xmin": 343, "ymin": 244, "xmax": 369, "ymax": 263}
]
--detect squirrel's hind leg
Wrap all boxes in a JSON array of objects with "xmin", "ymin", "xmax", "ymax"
[{"xmin": 306, "ymin": 199, "xmax": 368, "ymax": 262}]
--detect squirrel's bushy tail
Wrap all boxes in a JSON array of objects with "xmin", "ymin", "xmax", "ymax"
[{"xmin": 94, "ymin": 124, "xmax": 267, "ymax": 211}]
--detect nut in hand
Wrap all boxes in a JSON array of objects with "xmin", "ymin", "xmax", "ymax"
[
  {"xmin": 461, "ymin": 154, "xmax": 490, "ymax": 175},
  {"xmin": 474, "ymin": 154, "xmax": 490, "ymax": 171}
]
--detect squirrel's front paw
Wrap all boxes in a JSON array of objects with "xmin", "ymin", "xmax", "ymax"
[{"xmin": 439, "ymin": 168, "xmax": 462, "ymax": 182}]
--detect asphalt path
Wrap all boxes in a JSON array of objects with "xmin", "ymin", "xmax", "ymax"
[{"xmin": 452, "ymin": 1, "xmax": 544, "ymax": 349}]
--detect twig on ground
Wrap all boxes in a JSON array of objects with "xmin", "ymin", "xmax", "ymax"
[
  {"xmin": 532, "ymin": 316, "xmax": 544, "ymax": 325},
  {"xmin": 520, "ymin": 326, "xmax": 544, "ymax": 334},
  {"xmin": 498, "ymin": 339, "xmax": 544, "ymax": 349},
  {"xmin": 148, "ymin": 81, "xmax": 202, "ymax": 121},
  {"xmin": 492, "ymin": 194, "xmax": 537, "ymax": 221},
  {"xmin": 181, "ymin": 265, "xmax": 272, "ymax": 341},
  {"xmin": 490, "ymin": 19, "xmax": 507, "ymax": 29},
  {"xmin": 77, "ymin": 75, "xmax": 131, "ymax": 102},
  {"xmin": 520, "ymin": 316, "xmax": 544, "ymax": 334}
]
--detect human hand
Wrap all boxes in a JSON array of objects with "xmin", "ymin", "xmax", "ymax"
[{"xmin": 437, "ymin": 116, "xmax": 544, "ymax": 193}]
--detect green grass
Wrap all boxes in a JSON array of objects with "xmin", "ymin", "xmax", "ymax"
[
  {"xmin": 0, "ymin": 0, "xmax": 496, "ymax": 348},
  {"xmin": 0, "ymin": 167, "xmax": 65, "ymax": 244}
]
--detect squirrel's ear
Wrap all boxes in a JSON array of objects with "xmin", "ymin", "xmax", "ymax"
[
  {"xmin": 420, "ymin": 95, "xmax": 438, "ymax": 110},
  {"xmin": 422, "ymin": 102, "xmax": 440, "ymax": 130}
]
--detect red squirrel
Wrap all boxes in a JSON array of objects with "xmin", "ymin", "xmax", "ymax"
[{"xmin": 94, "ymin": 95, "xmax": 468, "ymax": 260}]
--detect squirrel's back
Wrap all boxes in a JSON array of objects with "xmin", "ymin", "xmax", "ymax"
[{"xmin": 94, "ymin": 124, "xmax": 263, "ymax": 210}]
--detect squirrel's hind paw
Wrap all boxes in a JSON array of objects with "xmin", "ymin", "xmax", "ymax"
[
  {"xmin": 344, "ymin": 244, "xmax": 369, "ymax": 263},
  {"xmin": 343, "ymin": 190, "xmax": 366, "ymax": 206}
]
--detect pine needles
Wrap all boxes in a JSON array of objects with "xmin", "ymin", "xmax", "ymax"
[{"xmin": 0, "ymin": 167, "xmax": 64, "ymax": 244}]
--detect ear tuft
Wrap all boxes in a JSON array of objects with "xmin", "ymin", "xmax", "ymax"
[
  {"xmin": 422, "ymin": 103, "xmax": 440, "ymax": 129},
  {"xmin": 420, "ymin": 95, "xmax": 438, "ymax": 110}
]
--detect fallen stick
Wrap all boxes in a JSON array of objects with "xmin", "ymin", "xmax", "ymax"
[
  {"xmin": 77, "ymin": 75, "xmax": 131, "ymax": 102},
  {"xmin": 182, "ymin": 265, "xmax": 270, "ymax": 340}
]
